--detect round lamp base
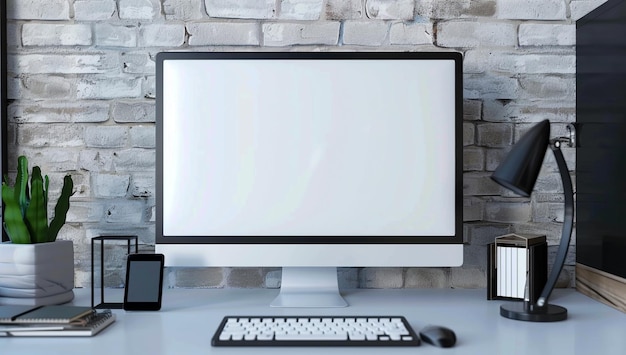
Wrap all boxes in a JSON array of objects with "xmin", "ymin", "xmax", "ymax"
[{"xmin": 500, "ymin": 302, "xmax": 567, "ymax": 322}]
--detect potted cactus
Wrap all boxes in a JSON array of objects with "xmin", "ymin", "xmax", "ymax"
[{"xmin": 0, "ymin": 155, "xmax": 75, "ymax": 306}]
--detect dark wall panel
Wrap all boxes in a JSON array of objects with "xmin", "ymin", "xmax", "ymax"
[{"xmin": 576, "ymin": 0, "xmax": 626, "ymax": 279}]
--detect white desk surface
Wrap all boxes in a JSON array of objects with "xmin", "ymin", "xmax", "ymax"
[{"xmin": 3, "ymin": 288, "xmax": 625, "ymax": 355}]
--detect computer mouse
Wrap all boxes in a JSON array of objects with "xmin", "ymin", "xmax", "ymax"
[{"xmin": 419, "ymin": 325, "xmax": 457, "ymax": 348}]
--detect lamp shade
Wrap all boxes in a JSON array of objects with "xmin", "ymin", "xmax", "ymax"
[{"xmin": 491, "ymin": 120, "xmax": 550, "ymax": 197}]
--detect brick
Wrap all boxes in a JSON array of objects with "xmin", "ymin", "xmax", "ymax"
[
  {"xmin": 465, "ymin": 50, "xmax": 575, "ymax": 75},
  {"xmin": 450, "ymin": 267, "xmax": 486, "ymax": 288},
  {"xmin": 205, "ymin": 0, "xmax": 276, "ymax": 19},
  {"xmin": 139, "ymin": 24, "xmax": 186, "ymax": 47},
  {"xmin": 482, "ymin": 99, "xmax": 575, "ymax": 124},
  {"xmin": 519, "ymin": 24, "xmax": 575, "ymax": 46},
  {"xmin": 85, "ymin": 126, "xmax": 128, "ymax": 148},
  {"xmin": 11, "ymin": 54, "xmax": 118, "ymax": 75},
  {"xmin": 93, "ymin": 173, "xmax": 131, "ymax": 197},
  {"xmin": 463, "ymin": 122, "xmax": 475, "ymax": 146},
  {"xmin": 226, "ymin": 268, "xmax": 265, "ymax": 288},
  {"xmin": 187, "ymin": 22, "xmax": 260, "ymax": 46},
  {"xmin": 163, "ymin": 0, "xmax": 204, "ymax": 20},
  {"xmin": 463, "ymin": 146, "xmax": 485, "ymax": 171},
  {"xmin": 6, "ymin": 23, "xmax": 20, "ymax": 48},
  {"xmin": 463, "ymin": 197, "xmax": 484, "ymax": 222},
  {"xmin": 464, "ymin": 74, "xmax": 520, "ymax": 100},
  {"xmin": 280, "ymin": 0, "xmax": 323, "ymax": 20},
  {"xmin": 7, "ymin": 0, "xmax": 70, "ymax": 20},
  {"xmin": 497, "ymin": 0, "xmax": 566, "ymax": 20},
  {"xmin": 571, "ymin": 0, "xmax": 608, "ymax": 21},
  {"xmin": 359, "ymin": 268, "xmax": 404, "ymax": 288},
  {"xmin": 476, "ymin": 122, "xmax": 513, "ymax": 147},
  {"xmin": 18, "ymin": 124, "xmax": 84, "ymax": 148},
  {"xmin": 113, "ymin": 149, "xmax": 156, "ymax": 171},
  {"xmin": 325, "ymin": 0, "xmax": 363, "ymax": 20},
  {"xmin": 342, "ymin": 21, "xmax": 388, "ymax": 46},
  {"xmin": 365, "ymin": 0, "xmax": 415, "ymax": 20},
  {"xmin": 168, "ymin": 268, "xmax": 224, "ymax": 288},
  {"xmin": 463, "ymin": 172, "xmax": 502, "ymax": 196},
  {"xmin": 533, "ymin": 201, "xmax": 565, "ymax": 223},
  {"xmin": 535, "ymin": 172, "xmax": 569, "ymax": 194},
  {"xmin": 404, "ymin": 268, "xmax": 449, "ymax": 288},
  {"xmin": 122, "ymin": 52, "xmax": 155, "ymax": 75},
  {"xmin": 485, "ymin": 148, "xmax": 509, "ymax": 171},
  {"xmin": 95, "ymin": 24, "xmax": 138, "ymax": 48},
  {"xmin": 102, "ymin": 200, "xmax": 146, "ymax": 223},
  {"xmin": 22, "ymin": 24, "xmax": 92, "ymax": 46},
  {"xmin": 16, "ymin": 148, "xmax": 80, "ymax": 172},
  {"xmin": 437, "ymin": 21, "xmax": 517, "ymax": 48},
  {"xmin": 263, "ymin": 22, "xmax": 340, "ymax": 46},
  {"xmin": 78, "ymin": 150, "xmax": 115, "ymax": 173},
  {"xmin": 119, "ymin": 0, "xmax": 161, "ymax": 20},
  {"xmin": 74, "ymin": 0, "xmax": 117, "ymax": 20},
  {"xmin": 130, "ymin": 172, "xmax": 155, "ymax": 197},
  {"xmin": 417, "ymin": 0, "xmax": 496, "ymax": 19},
  {"xmin": 518, "ymin": 75, "xmax": 576, "ymax": 100},
  {"xmin": 464, "ymin": 100, "xmax": 482, "ymax": 121},
  {"xmin": 9, "ymin": 101, "xmax": 110, "ymax": 124},
  {"xmin": 265, "ymin": 269, "xmax": 282, "ymax": 288},
  {"xmin": 143, "ymin": 76, "xmax": 156, "ymax": 99},
  {"xmin": 77, "ymin": 77, "xmax": 143, "ymax": 99},
  {"xmin": 389, "ymin": 22, "xmax": 432, "ymax": 45},
  {"xmin": 485, "ymin": 201, "xmax": 532, "ymax": 223},
  {"xmin": 112, "ymin": 101, "xmax": 155, "ymax": 123},
  {"xmin": 464, "ymin": 222, "xmax": 511, "ymax": 245},
  {"xmin": 338, "ymin": 268, "xmax": 360, "ymax": 289},
  {"xmin": 129, "ymin": 126, "xmax": 156, "ymax": 148},
  {"xmin": 15, "ymin": 76, "xmax": 73, "ymax": 100},
  {"xmin": 462, "ymin": 244, "xmax": 488, "ymax": 267}
]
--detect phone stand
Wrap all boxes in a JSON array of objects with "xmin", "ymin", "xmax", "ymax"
[{"xmin": 91, "ymin": 235, "xmax": 138, "ymax": 309}]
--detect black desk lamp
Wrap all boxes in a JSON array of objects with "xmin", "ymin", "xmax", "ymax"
[{"xmin": 491, "ymin": 119, "xmax": 576, "ymax": 322}]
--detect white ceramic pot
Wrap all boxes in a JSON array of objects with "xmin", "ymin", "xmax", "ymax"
[{"xmin": 0, "ymin": 239, "xmax": 75, "ymax": 306}]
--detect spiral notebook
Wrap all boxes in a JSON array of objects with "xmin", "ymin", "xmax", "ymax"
[
  {"xmin": 0, "ymin": 309, "xmax": 115, "ymax": 337},
  {"xmin": 0, "ymin": 305, "xmax": 95, "ymax": 324}
]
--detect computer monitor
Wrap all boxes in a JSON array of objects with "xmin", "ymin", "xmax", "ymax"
[{"xmin": 155, "ymin": 52, "xmax": 464, "ymax": 307}]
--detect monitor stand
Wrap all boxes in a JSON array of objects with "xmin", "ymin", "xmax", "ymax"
[{"xmin": 270, "ymin": 267, "xmax": 348, "ymax": 308}]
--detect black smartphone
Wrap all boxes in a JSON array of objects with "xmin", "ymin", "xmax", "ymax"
[{"xmin": 123, "ymin": 253, "xmax": 165, "ymax": 311}]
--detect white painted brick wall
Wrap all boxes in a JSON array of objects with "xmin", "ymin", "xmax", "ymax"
[{"xmin": 4, "ymin": 0, "xmax": 604, "ymax": 289}]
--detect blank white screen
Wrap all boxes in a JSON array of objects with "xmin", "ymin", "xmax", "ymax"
[{"xmin": 162, "ymin": 59, "xmax": 456, "ymax": 236}]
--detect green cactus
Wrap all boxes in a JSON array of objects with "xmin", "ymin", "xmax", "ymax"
[{"xmin": 1, "ymin": 156, "xmax": 74, "ymax": 244}]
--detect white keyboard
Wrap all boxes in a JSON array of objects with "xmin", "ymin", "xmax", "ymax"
[{"xmin": 211, "ymin": 316, "xmax": 421, "ymax": 346}]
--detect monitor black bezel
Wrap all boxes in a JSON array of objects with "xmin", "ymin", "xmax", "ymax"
[{"xmin": 155, "ymin": 51, "xmax": 463, "ymax": 245}]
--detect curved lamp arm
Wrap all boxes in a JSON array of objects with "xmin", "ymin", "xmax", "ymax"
[{"xmin": 537, "ymin": 140, "xmax": 574, "ymax": 307}]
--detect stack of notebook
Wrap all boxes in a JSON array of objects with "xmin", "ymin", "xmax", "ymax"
[{"xmin": 0, "ymin": 305, "xmax": 115, "ymax": 336}]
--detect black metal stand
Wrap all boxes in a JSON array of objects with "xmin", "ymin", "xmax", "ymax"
[
  {"xmin": 500, "ymin": 142, "xmax": 573, "ymax": 322},
  {"xmin": 91, "ymin": 236, "xmax": 138, "ymax": 309}
]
